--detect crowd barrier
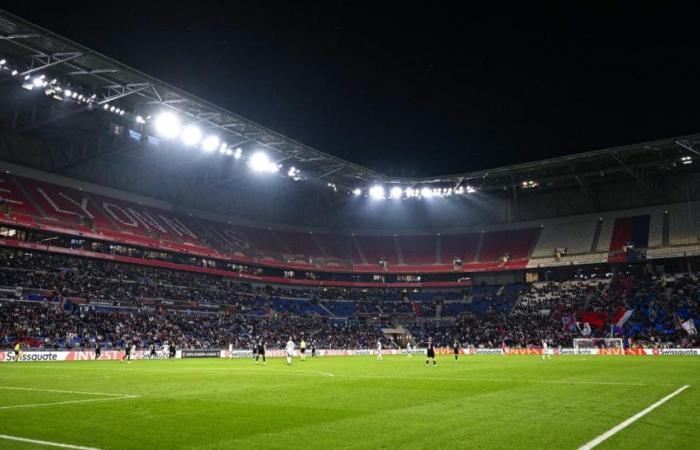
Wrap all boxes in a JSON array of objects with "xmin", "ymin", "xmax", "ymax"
[{"xmin": 2, "ymin": 347, "xmax": 699, "ymax": 362}]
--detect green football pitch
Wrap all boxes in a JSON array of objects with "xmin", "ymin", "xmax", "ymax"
[{"xmin": 0, "ymin": 355, "xmax": 698, "ymax": 449}]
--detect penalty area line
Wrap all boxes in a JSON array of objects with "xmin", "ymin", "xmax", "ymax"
[
  {"xmin": 0, "ymin": 433, "xmax": 101, "ymax": 450},
  {"xmin": 577, "ymin": 384, "xmax": 690, "ymax": 450},
  {"xmin": 0, "ymin": 386, "xmax": 135, "ymax": 397},
  {"xmin": 0, "ymin": 395, "xmax": 139, "ymax": 411}
]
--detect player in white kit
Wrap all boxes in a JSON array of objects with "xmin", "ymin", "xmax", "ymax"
[
  {"xmin": 285, "ymin": 337, "xmax": 295, "ymax": 365},
  {"xmin": 541, "ymin": 338, "xmax": 552, "ymax": 360},
  {"xmin": 406, "ymin": 342, "xmax": 413, "ymax": 357},
  {"xmin": 376, "ymin": 339, "xmax": 383, "ymax": 360}
]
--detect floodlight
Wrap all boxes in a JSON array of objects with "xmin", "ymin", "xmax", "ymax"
[
  {"xmin": 201, "ymin": 135, "xmax": 220, "ymax": 152},
  {"xmin": 32, "ymin": 76, "xmax": 44, "ymax": 88},
  {"xmin": 234, "ymin": 148, "xmax": 242, "ymax": 159},
  {"xmin": 219, "ymin": 143, "xmax": 228, "ymax": 154},
  {"xmin": 103, "ymin": 103, "xmax": 110, "ymax": 110},
  {"xmin": 389, "ymin": 186, "xmax": 403, "ymax": 199},
  {"xmin": 154, "ymin": 112, "xmax": 181, "ymax": 139},
  {"xmin": 466, "ymin": 186, "xmax": 477, "ymax": 193},
  {"xmin": 64, "ymin": 89, "xmax": 73, "ymax": 98},
  {"xmin": 352, "ymin": 188, "xmax": 362, "ymax": 196},
  {"xmin": 136, "ymin": 115, "xmax": 146, "ymax": 124},
  {"xmin": 181, "ymin": 125, "xmax": 202, "ymax": 146},
  {"xmin": 420, "ymin": 187, "xmax": 432, "ymax": 198},
  {"xmin": 0, "ymin": 59, "xmax": 5, "ymax": 65},
  {"xmin": 11, "ymin": 70, "xmax": 18, "ymax": 76},
  {"xmin": 369, "ymin": 185, "xmax": 385, "ymax": 200},
  {"xmin": 249, "ymin": 152, "xmax": 278, "ymax": 173}
]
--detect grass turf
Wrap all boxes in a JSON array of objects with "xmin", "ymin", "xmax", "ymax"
[{"xmin": 0, "ymin": 355, "xmax": 698, "ymax": 449}]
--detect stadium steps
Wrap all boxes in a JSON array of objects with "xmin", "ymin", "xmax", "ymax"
[
  {"xmin": 394, "ymin": 236, "xmax": 405, "ymax": 265},
  {"xmin": 590, "ymin": 218, "xmax": 603, "ymax": 252},
  {"xmin": 10, "ymin": 175, "xmax": 47, "ymax": 217},
  {"xmin": 270, "ymin": 230, "xmax": 293, "ymax": 256},
  {"xmin": 528, "ymin": 227, "xmax": 543, "ymax": 257},
  {"xmin": 351, "ymin": 235, "xmax": 368, "ymax": 264},
  {"xmin": 310, "ymin": 233, "xmax": 329, "ymax": 258},
  {"xmin": 316, "ymin": 302, "xmax": 336, "ymax": 317},
  {"xmin": 474, "ymin": 232, "xmax": 484, "ymax": 262}
]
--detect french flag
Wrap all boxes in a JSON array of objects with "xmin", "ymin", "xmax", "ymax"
[{"xmin": 613, "ymin": 307, "xmax": 635, "ymax": 327}]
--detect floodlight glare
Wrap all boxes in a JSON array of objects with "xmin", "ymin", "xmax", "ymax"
[
  {"xmin": 369, "ymin": 185, "xmax": 385, "ymax": 200},
  {"xmin": 201, "ymin": 135, "xmax": 220, "ymax": 152},
  {"xmin": 389, "ymin": 186, "xmax": 403, "ymax": 199},
  {"xmin": 352, "ymin": 188, "xmax": 362, "ymax": 196},
  {"xmin": 420, "ymin": 187, "xmax": 433, "ymax": 198},
  {"xmin": 154, "ymin": 112, "xmax": 182, "ymax": 139},
  {"xmin": 234, "ymin": 148, "xmax": 242, "ymax": 159},
  {"xmin": 181, "ymin": 125, "xmax": 202, "ymax": 146},
  {"xmin": 249, "ymin": 152, "xmax": 278, "ymax": 173}
]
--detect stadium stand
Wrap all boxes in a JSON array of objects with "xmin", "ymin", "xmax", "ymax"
[
  {"xmin": 398, "ymin": 235, "xmax": 438, "ymax": 265},
  {"xmin": 669, "ymin": 203, "xmax": 700, "ymax": 245},
  {"xmin": 2, "ymin": 170, "xmax": 700, "ymax": 278},
  {"xmin": 531, "ymin": 220, "xmax": 597, "ymax": 257},
  {"xmin": 479, "ymin": 228, "xmax": 539, "ymax": 262},
  {"xmin": 352, "ymin": 235, "xmax": 399, "ymax": 265},
  {"xmin": 1, "ymin": 244, "xmax": 698, "ymax": 350},
  {"xmin": 439, "ymin": 233, "xmax": 480, "ymax": 263}
]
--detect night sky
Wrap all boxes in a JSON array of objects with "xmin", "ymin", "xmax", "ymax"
[{"xmin": 4, "ymin": 2, "xmax": 700, "ymax": 177}]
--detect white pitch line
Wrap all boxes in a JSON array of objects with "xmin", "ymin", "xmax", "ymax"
[
  {"xmin": 0, "ymin": 433, "xmax": 102, "ymax": 450},
  {"xmin": 0, "ymin": 386, "xmax": 134, "ymax": 397},
  {"xmin": 0, "ymin": 395, "xmax": 139, "ymax": 411},
  {"xmin": 577, "ymin": 384, "xmax": 690, "ymax": 450}
]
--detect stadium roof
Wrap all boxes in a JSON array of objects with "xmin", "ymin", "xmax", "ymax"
[
  {"xmin": 0, "ymin": 9, "xmax": 384, "ymax": 188},
  {"xmin": 1, "ymin": 9, "xmax": 700, "ymax": 227}
]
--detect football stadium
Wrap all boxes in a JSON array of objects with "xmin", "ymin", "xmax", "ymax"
[{"xmin": 1, "ymin": 5, "xmax": 700, "ymax": 450}]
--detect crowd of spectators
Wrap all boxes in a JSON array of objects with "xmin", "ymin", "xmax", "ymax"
[{"xmin": 0, "ymin": 249, "xmax": 699, "ymax": 350}]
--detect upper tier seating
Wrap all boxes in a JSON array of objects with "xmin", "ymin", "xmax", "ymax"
[
  {"xmin": 479, "ymin": 229, "xmax": 539, "ymax": 261},
  {"xmin": 0, "ymin": 175, "xmax": 40, "ymax": 216},
  {"xmin": 439, "ymin": 233, "xmax": 480, "ymax": 263},
  {"xmin": 398, "ymin": 235, "xmax": 437, "ymax": 265},
  {"xmin": 352, "ymin": 235, "xmax": 399, "ymax": 265},
  {"xmin": 531, "ymin": 220, "xmax": 596, "ymax": 257},
  {"xmin": 272, "ymin": 230, "xmax": 324, "ymax": 261},
  {"xmin": 668, "ymin": 204, "xmax": 700, "ymax": 245},
  {"xmin": 4, "ymin": 172, "xmax": 699, "ymax": 274}
]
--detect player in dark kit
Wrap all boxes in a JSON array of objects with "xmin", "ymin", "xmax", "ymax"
[
  {"xmin": 94, "ymin": 342, "xmax": 101, "ymax": 360},
  {"xmin": 426, "ymin": 337, "xmax": 437, "ymax": 366},
  {"xmin": 255, "ymin": 340, "xmax": 266, "ymax": 366},
  {"xmin": 149, "ymin": 344, "xmax": 157, "ymax": 359},
  {"xmin": 121, "ymin": 342, "xmax": 131, "ymax": 362},
  {"xmin": 311, "ymin": 343, "xmax": 316, "ymax": 358},
  {"xmin": 169, "ymin": 343, "xmax": 176, "ymax": 360},
  {"xmin": 453, "ymin": 340, "xmax": 460, "ymax": 361}
]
